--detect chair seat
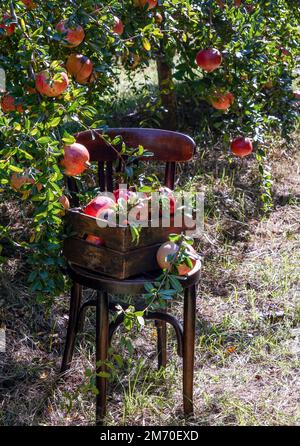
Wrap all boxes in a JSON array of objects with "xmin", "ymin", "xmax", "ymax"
[{"xmin": 67, "ymin": 260, "xmax": 201, "ymax": 295}]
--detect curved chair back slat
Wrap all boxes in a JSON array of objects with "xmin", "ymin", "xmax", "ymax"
[{"xmin": 67, "ymin": 128, "xmax": 196, "ymax": 205}]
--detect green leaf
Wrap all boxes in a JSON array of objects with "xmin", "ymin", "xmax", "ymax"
[
  {"xmin": 142, "ymin": 38, "xmax": 151, "ymax": 51},
  {"xmin": 48, "ymin": 117, "xmax": 61, "ymax": 128},
  {"xmin": 62, "ymin": 132, "xmax": 76, "ymax": 145},
  {"xmin": 9, "ymin": 165, "xmax": 23, "ymax": 173},
  {"xmin": 37, "ymin": 136, "xmax": 52, "ymax": 145}
]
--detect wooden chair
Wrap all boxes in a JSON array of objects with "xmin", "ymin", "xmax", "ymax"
[{"xmin": 60, "ymin": 128, "xmax": 201, "ymax": 424}]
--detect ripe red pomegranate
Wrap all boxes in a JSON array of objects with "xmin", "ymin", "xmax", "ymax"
[
  {"xmin": 66, "ymin": 54, "xmax": 93, "ymax": 83},
  {"xmin": 134, "ymin": 0, "xmax": 157, "ymax": 10},
  {"xmin": 113, "ymin": 17, "xmax": 124, "ymax": 35},
  {"xmin": 0, "ymin": 14, "xmax": 16, "ymax": 37},
  {"xmin": 231, "ymin": 137, "xmax": 253, "ymax": 157},
  {"xmin": 1, "ymin": 95, "xmax": 23, "ymax": 113},
  {"xmin": 61, "ymin": 143, "xmax": 90, "ymax": 176},
  {"xmin": 35, "ymin": 71, "xmax": 69, "ymax": 97},
  {"xmin": 196, "ymin": 48, "xmax": 222, "ymax": 73},
  {"xmin": 210, "ymin": 91, "xmax": 234, "ymax": 110},
  {"xmin": 294, "ymin": 91, "xmax": 300, "ymax": 107},
  {"xmin": 156, "ymin": 242, "xmax": 197, "ymax": 276},
  {"xmin": 159, "ymin": 186, "xmax": 176, "ymax": 215},
  {"xmin": 234, "ymin": 0, "xmax": 242, "ymax": 6},
  {"xmin": 86, "ymin": 234, "xmax": 105, "ymax": 246},
  {"xmin": 83, "ymin": 196, "xmax": 115, "ymax": 218},
  {"xmin": 59, "ymin": 195, "xmax": 70, "ymax": 209},
  {"xmin": 56, "ymin": 20, "xmax": 85, "ymax": 47}
]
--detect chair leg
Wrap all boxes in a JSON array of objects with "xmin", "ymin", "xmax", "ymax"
[
  {"xmin": 155, "ymin": 320, "xmax": 167, "ymax": 369},
  {"xmin": 95, "ymin": 291, "xmax": 109, "ymax": 426},
  {"xmin": 183, "ymin": 284, "xmax": 196, "ymax": 415},
  {"xmin": 61, "ymin": 282, "xmax": 82, "ymax": 373}
]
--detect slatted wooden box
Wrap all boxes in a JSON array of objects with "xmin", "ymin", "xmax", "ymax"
[{"xmin": 63, "ymin": 208, "xmax": 194, "ymax": 279}]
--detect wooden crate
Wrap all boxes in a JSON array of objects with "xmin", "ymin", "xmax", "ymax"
[
  {"xmin": 63, "ymin": 207, "xmax": 194, "ymax": 279},
  {"xmin": 63, "ymin": 237, "xmax": 161, "ymax": 279}
]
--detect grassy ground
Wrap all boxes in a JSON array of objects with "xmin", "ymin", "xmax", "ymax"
[{"xmin": 0, "ymin": 72, "xmax": 300, "ymax": 426}]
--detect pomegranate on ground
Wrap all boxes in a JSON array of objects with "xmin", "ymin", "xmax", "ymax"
[
  {"xmin": 196, "ymin": 48, "xmax": 222, "ymax": 73},
  {"xmin": 35, "ymin": 71, "xmax": 69, "ymax": 97},
  {"xmin": 156, "ymin": 241, "xmax": 197, "ymax": 276},
  {"xmin": 56, "ymin": 20, "xmax": 85, "ymax": 47},
  {"xmin": 61, "ymin": 143, "xmax": 90, "ymax": 176},
  {"xmin": 231, "ymin": 137, "xmax": 253, "ymax": 157}
]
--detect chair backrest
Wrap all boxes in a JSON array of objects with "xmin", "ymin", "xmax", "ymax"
[{"xmin": 67, "ymin": 128, "xmax": 196, "ymax": 206}]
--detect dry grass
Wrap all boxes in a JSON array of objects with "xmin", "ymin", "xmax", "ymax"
[{"xmin": 1, "ymin": 131, "xmax": 299, "ymax": 426}]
